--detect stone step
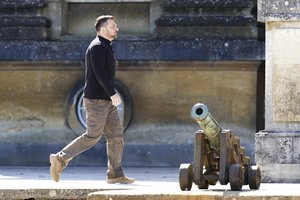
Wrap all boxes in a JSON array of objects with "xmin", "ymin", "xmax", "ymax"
[
  {"xmin": 156, "ymin": 0, "xmax": 258, "ymax": 39},
  {"xmin": 161, "ymin": 0, "xmax": 254, "ymax": 10},
  {"xmin": 155, "ymin": 15, "xmax": 260, "ymax": 39},
  {"xmin": 155, "ymin": 15, "xmax": 256, "ymax": 27},
  {"xmin": 155, "ymin": 26, "xmax": 259, "ymax": 39},
  {"xmin": 0, "ymin": 0, "xmax": 45, "ymax": 10},
  {"xmin": 0, "ymin": 1, "xmax": 48, "ymax": 40},
  {"xmin": 0, "ymin": 15, "xmax": 49, "ymax": 41},
  {"xmin": 0, "ymin": 39, "xmax": 264, "ymax": 61},
  {"xmin": 0, "ymin": 26, "xmax": 47, "ymax": 40},
  {"xmin": 0, "ymin": 16, "xmax": 49, "ymax": 27}
]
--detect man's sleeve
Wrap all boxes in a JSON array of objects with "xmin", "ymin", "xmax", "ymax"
[{"xmin": 90, "ymin": 45, "xmax": 116, "ymax": 97}]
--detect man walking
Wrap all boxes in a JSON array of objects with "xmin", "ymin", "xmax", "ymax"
[{"xmin": 49, "ymin": 15, "xmax": 135, "ymax": 184}]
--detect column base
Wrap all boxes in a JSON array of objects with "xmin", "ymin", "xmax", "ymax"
[{"xmin": 255, "ymin": 131, "xmax": 300, "ymax": 183}]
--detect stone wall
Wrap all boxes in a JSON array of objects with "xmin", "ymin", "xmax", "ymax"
[
  {"xmin": 118, "ymin": 61, "xmax": 260, "ymax": 146},
  {"xmin": 0, "ymin": 0, "xmax": 265, "ymax": 166},
  {"xmin": 0, "ymin": 60, "xmax": 262, "ymax": 166}
]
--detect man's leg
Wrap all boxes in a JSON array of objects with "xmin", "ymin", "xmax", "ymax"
[
  {"xmin": 104, "ymin": 102, "xmax": 135, "ymax": 184},
  {"xmin": 50, "ymin": 98, "xmax": 109, "ymax": 182}
]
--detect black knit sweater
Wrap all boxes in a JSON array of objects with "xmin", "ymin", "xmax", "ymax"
[{"xmin": 83, "ymin": 35, "xmax": 117, "ymax": 100}]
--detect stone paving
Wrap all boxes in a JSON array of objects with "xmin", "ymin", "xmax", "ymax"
[{"xmin": 0, "ymin": 166, "xmax": 300, "ymax": 200}]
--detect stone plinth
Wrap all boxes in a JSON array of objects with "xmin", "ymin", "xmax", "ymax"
[
  {"xmin": 256, "ymin": 0, "xmax": 300, "ymax": 182},
  {"xmin": 256, "ymin": 131, "xmax": 300, "ymax": 182}
]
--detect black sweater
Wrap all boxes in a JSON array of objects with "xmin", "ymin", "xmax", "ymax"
[{"xmin": 83, "ymin": 35, "xmax": 117, "ymax": 100}]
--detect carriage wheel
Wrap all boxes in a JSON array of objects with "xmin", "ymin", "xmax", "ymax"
[
  {"xmin": 248, "ymin": 166, "xmax": 261, "ymax": 189},
  {"xmin": 179, "ymin": 163, "xmax": 193, "ymax": 191},
  {"xmin": 229, "ymin": 164, "xmax": 244, "ymax": 191}
]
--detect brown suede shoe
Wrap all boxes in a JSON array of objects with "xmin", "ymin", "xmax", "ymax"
[
  {"xmin": 107, "ymin": 176, "xmax": 135, "ymax": 184},
  {"xmin": 49, "ymin": 154, "xmax": 64, "ymax": 182}
]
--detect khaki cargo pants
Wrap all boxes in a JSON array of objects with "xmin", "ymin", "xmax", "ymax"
[{"xmin": 57, "ymin": 98, "xmax": 124, "ymax": 179}]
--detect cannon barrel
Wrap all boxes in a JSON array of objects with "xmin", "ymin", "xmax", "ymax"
[{"xmin": 191, "ymin": 103, "xmax": 221, "ymax": 151}]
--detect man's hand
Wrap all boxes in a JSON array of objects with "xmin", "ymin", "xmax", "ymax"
[{"xmin": 110, "ymin": 93, "xmax": 121, "ymax": 107}]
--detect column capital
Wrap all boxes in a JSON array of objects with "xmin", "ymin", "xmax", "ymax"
[{"xmin": 258, "ymin": 0, "xmax": 300, "ymax": 22}]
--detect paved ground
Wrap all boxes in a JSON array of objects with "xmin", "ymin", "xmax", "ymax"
[{"xmin": 0, "ymin": 166, "xmax": 300, "ymax": 200}]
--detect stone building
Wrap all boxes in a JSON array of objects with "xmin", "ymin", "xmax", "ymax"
[{"xmin": 0, "ymin": 0, "xmax": 264, "ymax": 167}]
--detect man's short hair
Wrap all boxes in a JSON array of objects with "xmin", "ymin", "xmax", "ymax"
[{"xmin": 95, "ymin": 15, "xmax": 114, "ymax": 31}]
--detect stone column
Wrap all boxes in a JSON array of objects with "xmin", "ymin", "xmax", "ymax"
[{"xmin": 256, "ymin": 0, "xmax": 300, "ymax": 182}]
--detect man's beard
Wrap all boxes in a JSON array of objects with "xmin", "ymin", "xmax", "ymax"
[{"xmin": 113, "ymin": 33, "xmax": 118, "ymax": 39}]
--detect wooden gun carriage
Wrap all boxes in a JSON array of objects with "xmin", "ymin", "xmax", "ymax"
[{"xmin": 179, "ymin": 103, "xmax": 261, "ymax": 191}]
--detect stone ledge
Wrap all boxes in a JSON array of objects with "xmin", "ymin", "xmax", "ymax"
[
  {"xmin": 0, "ymin": 27, "xmax": 48, "ymax": 40},
  {"xmin": 258, "ymin": 13, "xmax": 300, "ymax": 22},
  {"xmin": 0, "ymin": 0, "xmax": 45, "ymax": 10},
  {"xmin": 0, "ymin": 60, "xmax": 261, "ymax": 71},
  {"xmin": 95, "ymin": 39, "xmax": 265, "ymax": 61},
  {"xmin": 258, "ymin": 164, "xmax": 300, "ymax": 183},
  {"xmin": 161, "ymin": 0, "xmax": 254, "ymax": 9},
  {"xmin": 0, "ymin": 39, "xmax": 265, "ymax": 61},
  {"xmin": 88, "ymin": 193, "xmax": 300, "ymax": 200},
  {"xmin": 155, "ymin": 26, "xmax": 259, "ymax": 40},
  {"xmin": 1, "ymin": 189, "xmax": 96, "ymax": 200},
  {"xmin": 258, "ymin": 0, "xmax": 300, "ymax": 22},
  {"xmin": 155, "ymin": 16, "xmax": 256, "ymax": 27},
  {"xmin": 256, "ymin": 130, "xmax": 300, "ymax": 137},
  {"xmin": 0, "ymin": 16, "xmax": 50, "ymax": 27}
]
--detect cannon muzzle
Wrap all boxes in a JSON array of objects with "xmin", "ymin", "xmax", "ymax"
[{"xmin": 191, "ymin": 103, "xmax": 221, "ymax": 150}]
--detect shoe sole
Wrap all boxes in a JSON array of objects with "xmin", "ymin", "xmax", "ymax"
[{"xmin": 107, "ymin": 177, "xmax": 135, "ymax": 184}]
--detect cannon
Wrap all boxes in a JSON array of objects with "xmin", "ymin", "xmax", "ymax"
[{"xmin": 179, "ymin": 103, "xmax": 261, "ymax": 191}]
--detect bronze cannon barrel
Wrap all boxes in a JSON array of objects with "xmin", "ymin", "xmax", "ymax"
[{"xmin": 191, "ymin": 103, "xmax": 221, "ymax": 151}]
